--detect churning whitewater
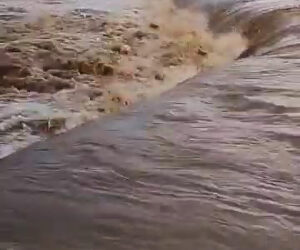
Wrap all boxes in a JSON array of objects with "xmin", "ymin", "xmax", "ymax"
[{"xmin": 0, "ymin": 0, "xmax": 299, "ymax": 250}]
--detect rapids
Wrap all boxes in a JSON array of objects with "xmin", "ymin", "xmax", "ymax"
[{"xmin": 0, "ymin": 0, "xmax": 300, "ymax": 249}]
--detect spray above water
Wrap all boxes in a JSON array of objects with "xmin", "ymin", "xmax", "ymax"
[
  {"xmin": 0, "ymin": 0, "xmax": 248, "ymax": 157},
  {"xmin": 1, "ymin": 1, "xmax": 300, "ymax": 249},
  {"xmin": 144, "ymin": 0, "xmax": 248, "ymax": 67},
  {"xmin": 105, "ymin": 0, "xmax": 248, "ymax": 105}
]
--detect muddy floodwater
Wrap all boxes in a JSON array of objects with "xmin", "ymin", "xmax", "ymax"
[{"xmin": 0, "ymin": 0, "xmax": 300, "ymax": 250}]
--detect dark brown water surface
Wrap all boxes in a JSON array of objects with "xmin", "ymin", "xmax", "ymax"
[{"xmin": 0, "ymin": 0, "xmax": 300, "ymax": 249}]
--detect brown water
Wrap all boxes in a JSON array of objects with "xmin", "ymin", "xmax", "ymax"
[
  {"xmin": 0, "ymin": 0, "xmax": 146, "ymax": 159},
  {"xmin": 0, "ymin": 0, "xmax": 300, "ymax": 249}
]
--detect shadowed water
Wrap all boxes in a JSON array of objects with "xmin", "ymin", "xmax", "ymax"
[{"xmin": 0, "ymin": 0, "xmax": 300, "ymax": 249}]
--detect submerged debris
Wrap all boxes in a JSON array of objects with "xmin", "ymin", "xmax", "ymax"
[{"xmin": 149, "ymin": 23, "xmax": 159, "ymax": 29}]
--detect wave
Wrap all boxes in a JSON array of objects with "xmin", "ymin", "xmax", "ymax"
[
  {"xmin": 154, "ymin": 0, "xmax": 300, "ymax": 60},
  {"xmin": 204, "ymin": 0, "xmax": 300, "ymax": 58}
]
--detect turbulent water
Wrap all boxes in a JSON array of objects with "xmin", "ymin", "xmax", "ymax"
[
  {"xmin": 0, "ymin": 0, "xmax": 145, "ymax": 159},
  {"xmin": 1, "ymin": 0, "xmax": 300, "ymax": 249}
]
